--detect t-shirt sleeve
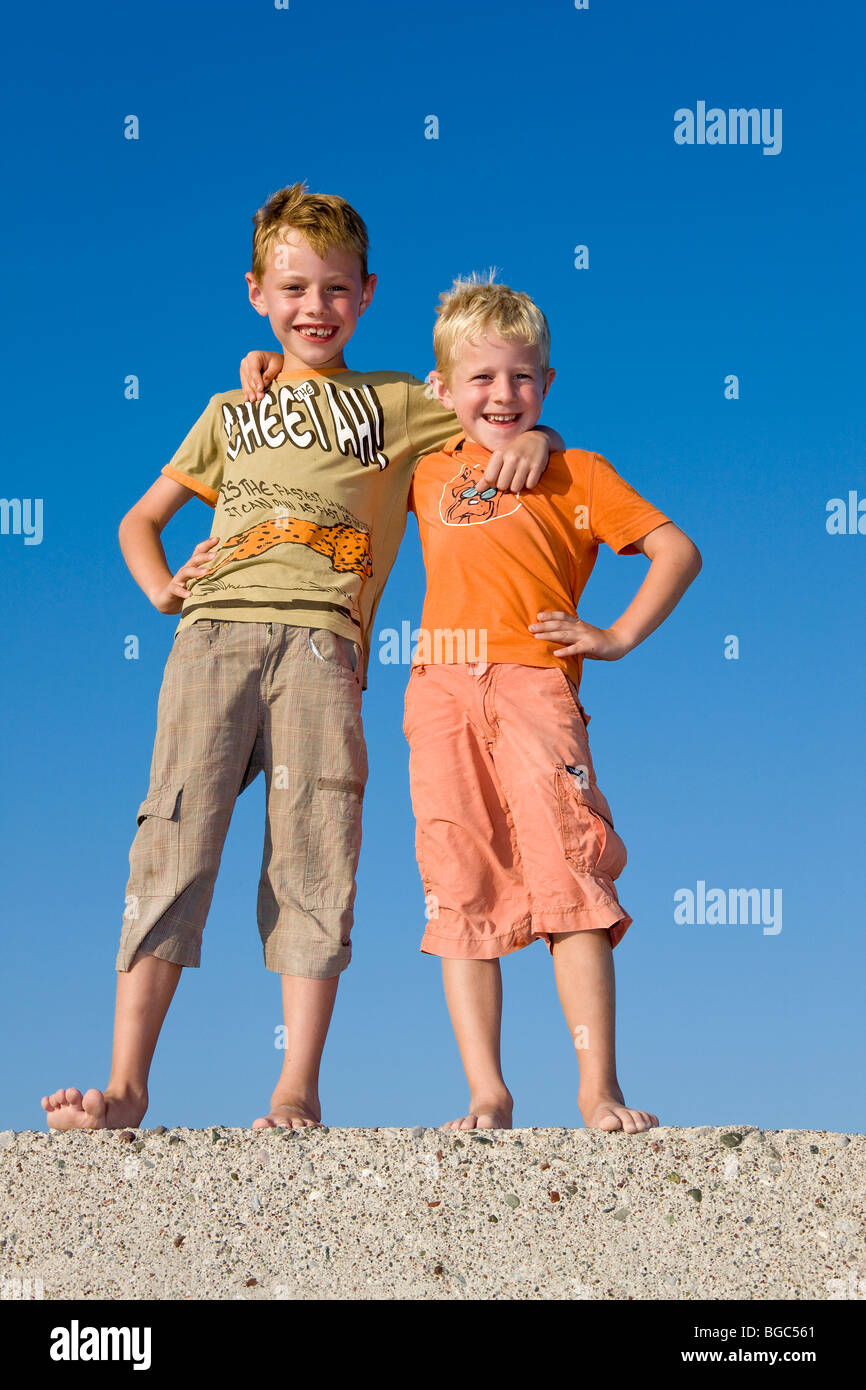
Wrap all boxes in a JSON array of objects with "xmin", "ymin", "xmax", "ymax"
[
  {"xmin": 160, "ymin": 396, "xmax": 226, "ymax": 507},
  {"xmin": 405, "ymin": 378, "xmax": 460, "ymax": 466},
  {"xmin": 589, "ymin": 453, "xmax": 671, "ymax": 554}
]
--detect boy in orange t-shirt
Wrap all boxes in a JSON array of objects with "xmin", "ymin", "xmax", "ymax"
[{"xmin": 406, "ymin": 276, "xmax": 702, "ymax": 1132}]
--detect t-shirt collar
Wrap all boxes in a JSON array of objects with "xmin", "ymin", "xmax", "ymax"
[{"xmin": 443, "ymin": 432, "xmax": 495, "ymax": 467}]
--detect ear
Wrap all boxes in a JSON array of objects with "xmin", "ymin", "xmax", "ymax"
[
  {"xmin": 357, "ymin": 271, "xmax": 377, "ymax": 317},
  {"xmin": 541, "ymin": 367, "xmax": 556, "ymax": 398},
  {"xmin": 427, "ymin": 370, "xmax": 455, "ymax": 412},
  {"xmin": 246, "ymin": 272, "xmax": 269, "ymax": 318}
]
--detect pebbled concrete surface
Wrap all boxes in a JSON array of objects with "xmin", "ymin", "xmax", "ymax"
[{"xmin": 1, "ymin": 1125, "xmax": 863, "ymax": 1301}]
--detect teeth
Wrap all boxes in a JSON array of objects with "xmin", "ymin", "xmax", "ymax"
[
  {"xmin": 298, "ymin": 327, "xmax": 335, "ymax": 338},
  {"xmin": 486, "ymin": 414, "xmax": 518, "ymax": 422}
]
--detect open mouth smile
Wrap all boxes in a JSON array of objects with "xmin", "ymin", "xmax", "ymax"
[{"xmin": 295, "ymin": 326, "xmax": 338, "ymax": 340}]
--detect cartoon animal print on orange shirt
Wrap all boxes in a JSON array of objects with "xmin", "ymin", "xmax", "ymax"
[
  {"xmin": 440, "ymin": 465, "xmax": 523, "ymax": 526},
  {"xmin": 206, "ymin": 517, "xmax": 373, "ymax": 580}
]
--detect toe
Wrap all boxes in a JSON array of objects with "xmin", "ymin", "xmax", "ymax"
[
  {"xmin": 81, "ymin": 1090, "xmax": 106, "ymax": 1120},
  {"xmin": 65, "ymin": 1088, "xmax": 84, "ymax": 1108}
]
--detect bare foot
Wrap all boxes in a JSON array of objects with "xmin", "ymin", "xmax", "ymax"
[
  {"xmin": 579, "ymin": 1086, "xmax": 659, "ymax": 1133},
  {"xmin": 252, "ymin": 1095, "xmax": 321, "ymax": 1131},
  {"xmin": 41, "ymin": 1086, "xmax": 147, "ymax": 1132},
  {"xmin": 441, "ymin": 1091, "xmax": 514, "ymax": 1131}
]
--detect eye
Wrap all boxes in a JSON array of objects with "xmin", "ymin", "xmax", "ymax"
[
  {"xmin": 460, "ymin": 487, "xmax": 478, "ymax": 498},
  {"xmin": 479, "ymin": 487, "xmax": 497, "ymax": 500}
]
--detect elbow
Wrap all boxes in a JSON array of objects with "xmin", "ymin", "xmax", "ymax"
[{"xmin": 118, "ymin": 508, "xmax": 137, "ymax": 547}]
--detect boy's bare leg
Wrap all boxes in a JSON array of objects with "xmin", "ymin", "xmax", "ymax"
[
  {"xmin": 41, "ymin": 952, "xmax": 182, "ymax": 1130},
  {"xmin": 551, "ymin": 927, "xmax": 659, "ymax": 1132},
  {"xmin": 252, "ymin": 974, "xmax": 339, "ymax": 1130},
  {"xmin": 439, "ymin": 958, "xmax": 514, "ymax": 1129}
]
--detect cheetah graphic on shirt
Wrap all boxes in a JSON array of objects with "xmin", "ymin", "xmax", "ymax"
[
  {"xmin": 204, "ymin": 517, "xmax": 373, "ymax": 582},
  {"xmin": 440, "ymin": 465, "xmax": 523, "ymax": 526}
]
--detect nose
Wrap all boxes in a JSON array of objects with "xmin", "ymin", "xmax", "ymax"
[
  {"xmin": 302, "ymin": 289, "xmax": 328, "ymax": 317},
  {"xmin": 491, "ymin": 375, "xmax": 517, "ymax": 402}
]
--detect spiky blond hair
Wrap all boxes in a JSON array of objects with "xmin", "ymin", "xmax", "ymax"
[
  {"xmin": 251, "ymin": 181, "xmax": 369, "ymax": 283},
  {"xmin": 433, "ymin": 270, "xmax": 550, "ymax": 384}
]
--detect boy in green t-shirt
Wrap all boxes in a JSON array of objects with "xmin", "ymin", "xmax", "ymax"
[{"xmin": 40, "ymin": 183, "xmax": 562, "ymax": 1133}]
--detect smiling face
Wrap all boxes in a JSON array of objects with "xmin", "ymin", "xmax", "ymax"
[
  {"xmin": 429, "ymin": 334, "xmax": 555, "ymax": 452},
  {"xmin": 245, "ymin": 231, "xmax": 376, "ymax": 372}
]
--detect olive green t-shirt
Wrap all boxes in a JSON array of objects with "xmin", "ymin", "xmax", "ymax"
[{"xmin": 162, "ymin": 368, "xmax": 457, "ymax": 687}]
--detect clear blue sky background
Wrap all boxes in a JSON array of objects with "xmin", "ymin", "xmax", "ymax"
[{"xmin": 1, "ymin": 0, "xmax": 863, "ymax": 1134}]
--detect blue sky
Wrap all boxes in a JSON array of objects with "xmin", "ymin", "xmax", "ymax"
[{"xmin": 1, "ymin": 0, "xmax": 863, "ymax": 1134}]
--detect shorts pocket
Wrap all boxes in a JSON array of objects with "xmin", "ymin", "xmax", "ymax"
[
  {"xmin": 307, "ymin": 628, "xmax": 359, "ymax": 675},
  {"xmin": 555, "ymin": 765, "xmax": 627, "ymax": 880},
  {"xmin": 402, "ymin": 672, "xmax": 420, "ymax": 739},
  {"xmin": 302, "ymin": 777, "xmax": 364, "ymax": 909},
  {"xmin": 129, "ymin": 783, "xmax": 184, "ymax": 897},
  {"xmin": 169, "ymin": 621, "xmax": 219, "ymax": 663}
]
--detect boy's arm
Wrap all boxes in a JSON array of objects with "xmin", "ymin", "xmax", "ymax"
[
  {"xmin": 239, "ymin": 352, "xmax": 567, "ymax": 492},
  {"xmin": 240, "ymin": 349, "xmax": 284, "ymax": 402},
  {"xmin": 481, "ymin": 425, "xmax": 566, "ymax": 492},
  {"xmin": 530, "ymin": 521, "xmax": 702, "ymax": 660},
  {"xmin": 118, "ymin": 476, "xmax": 219, "ymax": 615}
]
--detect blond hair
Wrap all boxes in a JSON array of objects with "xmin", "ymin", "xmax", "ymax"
[
  {"xmin": 251, "ymin": 182, "xmax": 369, "ymax": 283},
  {"xmin": 433, "ymin": 271, "xmax": 550, "ymax": 384}
]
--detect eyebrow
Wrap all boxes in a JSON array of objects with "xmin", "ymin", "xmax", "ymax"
[
  {"xmin": 277, "ymin": 275, "xmax": 352, "ymax": 283},
  {"xmin": 467, "ymin": 364, "xmax": 538, "ymax": 373}
]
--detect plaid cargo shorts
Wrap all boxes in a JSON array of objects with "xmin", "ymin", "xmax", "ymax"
[{"xmin": 117, "ymin": 621, "xmax": 367, "ymax": 979}]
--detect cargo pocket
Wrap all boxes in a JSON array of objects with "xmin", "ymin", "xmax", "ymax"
[
  {"xmin": 555, "ymin": 765, "xmax": 627, "ymax": 880},
  {"xmin": 128, "ymin": 783, "xmax": 184, "ymax": 897},
  {"xmin": 302, "ymin": 777, "xmax": 364, "ymax": 909}
]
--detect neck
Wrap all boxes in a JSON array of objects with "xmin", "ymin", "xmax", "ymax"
[{"xmin": 278, "ymin": 344, "xmax": 348, "ymax": 374}]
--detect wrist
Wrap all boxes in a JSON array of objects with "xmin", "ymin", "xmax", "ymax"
[
  {"xmin": 606, "ymin": 623, "xmax": 635, "ymax": 658},
  {"xmin": 149, "ymin": 585, "xmax": 178, "ymax": 613}
]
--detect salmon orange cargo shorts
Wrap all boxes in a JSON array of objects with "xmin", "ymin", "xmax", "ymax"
[{"xmin": 403, "ymin": 661, "xmax": 632, "ymax": 959}]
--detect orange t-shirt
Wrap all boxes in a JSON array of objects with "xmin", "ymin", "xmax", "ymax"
[{"xmin": 408, "ymin": 433, "xmax": 671, "ymax": 689}]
